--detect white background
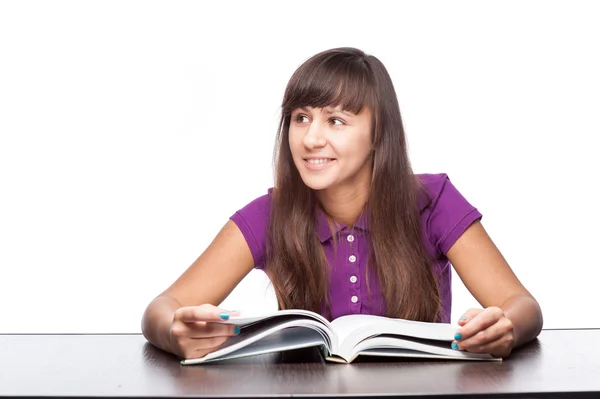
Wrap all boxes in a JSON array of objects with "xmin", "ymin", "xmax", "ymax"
[{"xmin": 1, "ymin": 1, "xmax": 598, "ymax": 333}]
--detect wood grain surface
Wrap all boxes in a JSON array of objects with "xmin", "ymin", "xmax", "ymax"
[{"xmin": 1, "ymin": 329, "xmax": 599, "ymax": 398}]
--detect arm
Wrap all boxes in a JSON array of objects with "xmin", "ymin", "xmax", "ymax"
[
  {"xmin": 446, "ymin": 220, "xmax": 543, "ymax": 356},
  {"xmin": 141, "ymin": 219, "xmax": 255, "ymax": 354}
]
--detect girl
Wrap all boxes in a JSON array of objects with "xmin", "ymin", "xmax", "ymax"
[{"xmin": 141, "ymin": 47, "xmax": 543, "ymax": 361}]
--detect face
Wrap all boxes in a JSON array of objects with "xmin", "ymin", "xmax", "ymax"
[{"xmin": 289, "ymin": 105, "xmax": 373, "ymax": 192}]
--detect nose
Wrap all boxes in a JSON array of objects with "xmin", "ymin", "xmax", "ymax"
[{"xmin": 302, "ymin": 119, "xmax": 327, "ymax": 149}]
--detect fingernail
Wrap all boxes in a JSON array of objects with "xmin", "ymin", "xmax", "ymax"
[
  {"xmin": 219, "ymin": 313, "xmax": 229, "ymax": 320},
  {"xmin": 451, "ymin": 342, "xmax": 459, "ymax": 350},
  {"xmin": 459, "ymin": 317, "xmax": 467, "ymax": 321},
  {"xmin": 234, "ymin": 326, "xmax": 240, "ymax": 334},
  {"xmin": 454, "ymin": 333, "xmax": 463, "ymax": 340}
]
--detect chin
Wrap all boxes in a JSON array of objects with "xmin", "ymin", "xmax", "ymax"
[{"xmin": 300, "ymin": 176, "xmax": 336, "ymax": 191}]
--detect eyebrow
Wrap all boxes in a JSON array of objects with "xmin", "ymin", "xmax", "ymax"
[{"xmin": 299, "ymin": 106, "xmax": 354, "ymax": 117}]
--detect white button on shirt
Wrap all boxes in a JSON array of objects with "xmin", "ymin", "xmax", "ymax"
[
  {"xmin": 347, "ymin": 234, "xmax": 355, "ymax": 242},
  {"xmin": 349, "ymin": 255, "xmax": 356, "ymax": 263},
  {"xmin": 350, "ymin": 275, "xmax": 357, "ymax": 283},
  {"xmin": 351, "ymin": 295, "xmax": 358, "ymax": 303}
]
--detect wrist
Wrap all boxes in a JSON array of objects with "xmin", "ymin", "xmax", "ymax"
[{"xmin": 500, "ymin": 294, "xmax": 543, "ymax": 349}]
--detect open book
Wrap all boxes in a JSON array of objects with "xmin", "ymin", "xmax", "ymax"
[{"xmin": 180, "ymin": 309, "xmax": 501, "ymax": 365}]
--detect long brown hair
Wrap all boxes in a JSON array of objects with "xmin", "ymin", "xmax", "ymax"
[{"xmin": 266, "ymin": 47, "xmax": 441, "ymax": 322}]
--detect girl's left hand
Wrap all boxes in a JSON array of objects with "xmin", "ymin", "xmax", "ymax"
[{"xmin": 452, "ymin": 307, "xmax": 515, "ymax": 358}]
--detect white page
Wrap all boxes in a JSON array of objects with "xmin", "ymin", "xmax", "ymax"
[
  {"xmin": 358, "ymin": 348, "xmax": 500, "ymax": 362},
  {"xmin": 182, "ymin": 327, "xmax": 326, "ymax": 365},
  {"xmin": 219, "ymin": 309, "xmax": 331, "ymax": 328},
  {"xmin": 331, "ymin": 314, "xmax": 459, "ymax": 349},
  {"xmin": 181, "ymin": 319, "xmax": 333, "ymax": 365},
  {"xmin": 345, "ymin": 336, "xmax": 496, "ymax": 362}
]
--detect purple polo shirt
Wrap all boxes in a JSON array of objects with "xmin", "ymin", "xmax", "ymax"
[{"xmin": 230, "ymin": 173, "xmax": 482, "ymax": 323}]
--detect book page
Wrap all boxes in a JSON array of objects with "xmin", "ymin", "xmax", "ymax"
[
  {"xmin": 358, "ymin": 348, "xmax": 499, "ymax": 361},
  {"xmin": 331, "ymin": 314, "xmax": 460, "ymax": 358},
  {"xmin": 330, "ymin": 314, "xmax": 389, "ymax": 344},
  {"xmin": 182, "ymin": 327, "xmax": 327, "ymax": 364},
  {"xmin": 331, "ymin": 314, "xmax": 458, "ymax": 348},
  {"xmin": 347, "ymin": 336, "xmax": 497, "ymax": 362},
  {"xmin": 218, "ymin": 309, "xmax": 332, "ymax": 328},
  {"xmin": 181, "ymin": 318, "xmax": 334, "ymax": 365}
]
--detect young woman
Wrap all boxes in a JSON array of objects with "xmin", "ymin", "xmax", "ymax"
[{"xmin": 141, "ymin": 47, "xmax": 543, "ymax": 361}]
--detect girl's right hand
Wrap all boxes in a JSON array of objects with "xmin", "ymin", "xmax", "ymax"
[{"xmin": 169, "ymin": 304, "xmax": 240, "ymax": 359}]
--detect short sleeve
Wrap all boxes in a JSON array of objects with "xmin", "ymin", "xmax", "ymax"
[
  {"xmin": 229, "ymin": 190, "xmax": 272, "ymax": 269},
  {"xmin": 423, "ymin": 174, "xmax": 482, "ymax": 256}
]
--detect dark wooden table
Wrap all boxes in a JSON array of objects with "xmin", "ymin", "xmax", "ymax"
[{"xmin": 1, "ymin": 329, "xmax": 599, "ymax": 398}]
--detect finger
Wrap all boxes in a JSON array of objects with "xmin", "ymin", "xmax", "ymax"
[
  {"xmin": 454, "ymin": 317, "xmax": 513, "ymax": 350},
  {"xmin": 190, "ymin": 335, "xmax": 231, "ymax": 351},
  {"xmin": 183, "ymin": 337, "xmax": 231, "ymax": 359},
  {"xmin": 455, "ymin": 307, "xmax": 504, "ymax": 341},
  {"xmin": 462, "ymin": 333, "xmax": 514, "ymax": 358},
  {"xmin": 189, "ymin": 341, "xmax": 231, "ymax": 359},
  {"xmin": 456, "ymin": 308, "xmax": 482, "ymax": 327},
  {"xmin": 176, "ymin": 304, "xmax": 239, "ymax": 323},
  {"xmin": 189, "ymin": 323, "xmax": 241, "ymax": 339}
]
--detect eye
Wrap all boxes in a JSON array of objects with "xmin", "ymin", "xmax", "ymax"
[
  {"xmin": 294, "ymin": 114, "xmax": 309, "ymax": 123},
  {"xmin": 292, "ymin": 114, "xmax": 345, "ymax": 126}
]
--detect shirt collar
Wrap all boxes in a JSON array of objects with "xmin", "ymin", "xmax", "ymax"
[
  {"xmin": 315, "ymin": 206, "xmax": 368, "ymax": 243},
  {"xmin": 315, "ymin": 189, "xmax": 431, "ymax": 243}
]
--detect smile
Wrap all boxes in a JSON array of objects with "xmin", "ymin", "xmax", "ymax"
[{"xmin": 303, "ymin": 158, "xmax": 336, "ymax": 170}]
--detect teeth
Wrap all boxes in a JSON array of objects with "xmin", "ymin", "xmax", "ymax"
[{"xmin": 307, "ymin": 158, "xmax": 331, "ymax": 164}]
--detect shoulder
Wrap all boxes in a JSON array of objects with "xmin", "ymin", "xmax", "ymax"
[
  {"xmin": 415, "ymin": 173, "xmax": 470, "ymax": 211},
  {"xmin": 233, "ymin": 188, "xmax": 273, "ymax": 219},
  {"xmin": 229, "ymin": 188, "xmax": 273, "ymax": 268},
  {"xmin": 415, "ymin": 173, "xmax": 483, "ymax": 256},
  {"xmin": 415, "ymin": 173, "xmax": 449, "ymax": 210}
]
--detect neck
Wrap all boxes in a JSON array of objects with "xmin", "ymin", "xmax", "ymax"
[{"xmin": 316, "ymin": 177, "xmax": 370, "ymax": 227}]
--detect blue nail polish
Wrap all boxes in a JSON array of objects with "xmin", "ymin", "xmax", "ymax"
[
  {"xmin": 451, "ymin": 342, "xmax": 459, "ymax": 350},
  {"xmin": 454, "ymin": 333, "xmax": 462, "ymax": 340},
  {"xmin": 234, "ymin": 326, "xmax": 240, "ymax": 334},
  {"xmin": 219, "ymin": 313, "xmax": 229, "ymax": 320},
  {"xmin": 459, "ymin": 317, "xmax": 467, "ymax": 321}
]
